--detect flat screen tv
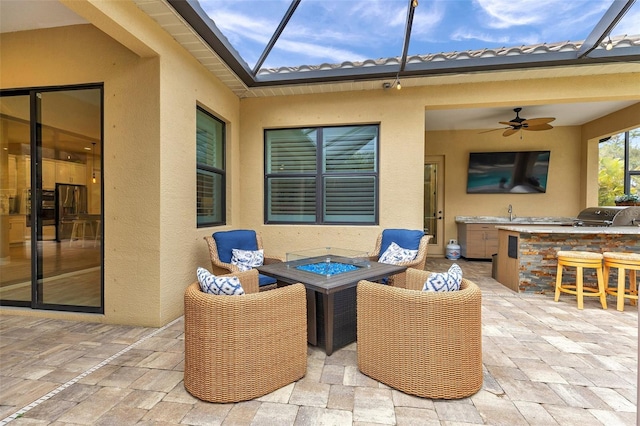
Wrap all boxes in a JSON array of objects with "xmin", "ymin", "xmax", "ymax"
[{"xmin": 466, "ymin": 151, "xmax": 550, "ymax": 194}]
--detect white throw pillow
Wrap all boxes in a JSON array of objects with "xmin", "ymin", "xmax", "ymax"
[
  {"xmin": 230, "ymin": 248, "xmax": 264, "ymax": 272},
  {"xmin": 197, "ymin": 267, "xmax": 245, "ymax": 296},
  {"xmin": 378, "ymin": 242, "xmax": 418, "ymax": 265},
  {"xmin": 422, "ymin": 263, "xmax": 463, "ymax": 292}
]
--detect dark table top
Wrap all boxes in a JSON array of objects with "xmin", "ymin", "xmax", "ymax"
[{"xmin": 257, "ymin": 255, "xmax": 406, "ymax": 294}]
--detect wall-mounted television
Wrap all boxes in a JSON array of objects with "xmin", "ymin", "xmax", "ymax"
[{"xmin": 466, "ymin": 151, "xmax": 550, "ymax": 194}]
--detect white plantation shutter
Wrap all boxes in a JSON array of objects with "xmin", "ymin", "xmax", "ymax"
[
  {"xmin": 265, "ymin": 125, "xmax": 378, "ymax": 224},
  {"xmin": 322, "ymin": 126, "xmax": 377, "ymax": 222}
]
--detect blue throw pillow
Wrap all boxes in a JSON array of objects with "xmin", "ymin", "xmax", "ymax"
[
  {"xmin": 197, "ymin": 267, "xmax": 245, "ymax": 296},
  {"xmin": 422, "ymin": 264, "xmax": 463, "ymax": 292}
]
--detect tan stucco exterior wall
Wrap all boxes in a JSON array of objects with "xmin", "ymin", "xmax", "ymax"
[
  {"xmin": 239, "ymin": 90, "xmax": 426, "ymax": 257},
  {"xmin": 0, "ymin": 0, "xmax": 638, "ymax": 327},
  {"xmin": 240, "ymin": 75, "xmax": 640, "ymax": 258},
  {"xmin": 0, "ymin": 0, "xmax": 240, "ymax": 326},
  {"xmin": 426, "ymin": 126, "xmax": 583, "ymax": 245}
]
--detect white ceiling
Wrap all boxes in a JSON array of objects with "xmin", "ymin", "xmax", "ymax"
[{"xmin": 1, "ymin": 0, "xmax": 637, "ymax": 132}]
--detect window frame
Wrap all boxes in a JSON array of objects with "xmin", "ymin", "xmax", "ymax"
[
  {"xmin": 196, "ymin": 106, "xmax": 226, "ymax": 227},
  {"xmin": 264, "ymin": 124, "xmax": 380, "ymax": 225}
]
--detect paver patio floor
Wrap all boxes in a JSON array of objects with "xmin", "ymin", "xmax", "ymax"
[{"xmin": 0, "ymin": 258, "xmax": 637, "ymax": 425}]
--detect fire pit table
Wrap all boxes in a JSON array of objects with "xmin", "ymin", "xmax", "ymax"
[{"xmin": 258, "ymin": 247, "xmax": 406, "ymax": 355}]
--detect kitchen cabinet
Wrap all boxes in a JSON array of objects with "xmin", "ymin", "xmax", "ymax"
[
  {"xmin": 43, "ymin": 159, "xmax": 56, "ymax": 188},
  {"xmin": 457, "ymin": 223, "xmax": 499, "ymax": 259},
  {"xmin": 8, "ymin": 215, "xmax": 26, "ymax": 244},
  {"xmin": 55, "ymin": 162, "xmax": 86, "ymax": 185},
  {"xmin": 17, "ymin": 157, "xmax": 57, "ymax": 188}
]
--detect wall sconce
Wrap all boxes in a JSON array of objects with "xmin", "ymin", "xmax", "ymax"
[{"xmin": 605, "ymin": 36, "xmax": 613, "ymax": 51}]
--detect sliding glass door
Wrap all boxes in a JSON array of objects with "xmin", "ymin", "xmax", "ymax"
[{"xmin": 0, "ymin": 85, "xmax": 103, "ymax": 312}]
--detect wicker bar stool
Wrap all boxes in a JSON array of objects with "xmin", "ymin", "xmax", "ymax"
[
  {"xmin": 554, "ymin": 250, "xmax": 607, "ymax": 310},
  {"xmin": 603, "ymin": 252, "xmax": 639, "ymax": 312}
]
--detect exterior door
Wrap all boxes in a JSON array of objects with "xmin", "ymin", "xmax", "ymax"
[
  {"xmin": 0, "ymin": 86, "xmax": 103, "ymax": 312},
  {"xmin": 424, "ymin": 156, "xmax": 444, "ymax": 257}
]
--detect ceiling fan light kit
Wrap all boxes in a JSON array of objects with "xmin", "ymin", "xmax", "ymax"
[{"xmin": 484, "ymin": 107, "xmax": 556, "ymax": 137}]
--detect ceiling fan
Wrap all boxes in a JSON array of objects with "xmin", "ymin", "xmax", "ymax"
[{"xmin": 482, "ymin": 107, "xmax": 556, "ymax": 137}]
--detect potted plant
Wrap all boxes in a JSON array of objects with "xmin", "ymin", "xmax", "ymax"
[{"xmin": 614, "ymin": 193, "xmax": 640, "ymax": 206}]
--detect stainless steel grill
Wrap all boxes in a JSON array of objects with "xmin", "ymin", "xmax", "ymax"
[{"xmin": 574, "ymin": 206, "xmax": 640, "ymax": 227}]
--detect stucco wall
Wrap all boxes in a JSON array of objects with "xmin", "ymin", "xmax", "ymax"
[
  {"xmin": 426, "ymin": 126, "xmax": 583, "ymax": 247},
  {"xmin": 1, "ymin": 0, "xmax": 638, "ymax": 327},
  {"xmin": 240, "ymin": 76, "xmax": 639, "ymax": 259},
  {"xmin": 0, "ymin": 1, "xmax": 241, "ymax": 326},
  {"xmin": 239, "ymin": 90, "xmax": 426, "ymax": 257}
]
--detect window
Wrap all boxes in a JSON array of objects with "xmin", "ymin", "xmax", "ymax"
[
  {"xmin": 196, "ymin": 107, "xmax": 225, "ymax": 227},
  {"xmin": 598, "ymin": 127, "xmax": 640, "ymax": 205},
  {"xmin": 265, "ymin": 125, "xmax": 378, "ymax": 224}
]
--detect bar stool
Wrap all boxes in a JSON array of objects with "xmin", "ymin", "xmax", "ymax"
[
  {"xmin": 69, "ymin": 219, "xmax": 91, "ymax": 247},
  {"xmin": 603, "ymin": 252, "xmax": 639, "ymax": 312},
  {"xmin": 554, "ymin": 250, "xmax": 607, "ymax": 310},
  {"xmin": 93, "ymin": 219, "xmax": 101, "ymax": 247}
]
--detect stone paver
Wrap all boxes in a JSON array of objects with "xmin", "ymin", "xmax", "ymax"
[{"xmin": 0, "ymin": 258, "xmax": 636, "ymax": 425}]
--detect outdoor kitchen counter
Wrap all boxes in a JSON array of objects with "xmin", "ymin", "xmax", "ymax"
[
  {"xmin": 455, "ymin": 216, "xmax": 575, "ymax": 225},
  {"xmin": 494, "ymin": 224, "xmax": 640, "ymax": 234},
  {"xmin": 494, "ymin": 225, "xmax": 640, "ymax": 293}
]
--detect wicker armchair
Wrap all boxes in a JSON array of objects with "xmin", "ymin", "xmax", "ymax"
[
  {"xmin": 357, "ymin": 268, "xmax": 483, "ymax": 399},
  {"xmin": 368, "ymin": 229, "xmax": 432, "ymax": 288},
  {"xmin": 204, "ymin": 229, "xmax": 283, "ymax": 291},
  {"xmin": 184, "ymin": 269, "xmax": 307, "ymax": 403}
]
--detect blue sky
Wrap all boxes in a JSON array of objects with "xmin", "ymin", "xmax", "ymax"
[{"xmin": 199, "ymin": 0, "xmax": 640, "ymax": 70}]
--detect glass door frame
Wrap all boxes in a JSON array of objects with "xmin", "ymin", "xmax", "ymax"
[{"xmin": 0, "ymin": 84, "xmax": 104, "ymax": 313}]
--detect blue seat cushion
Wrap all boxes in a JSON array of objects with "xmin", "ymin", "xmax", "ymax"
[
  {"xmin": 380, "ymin": 229, "xmax": 424, "ymax": 254},
  {"xmin": 213, "ymin": 230, "xmax": 259, "ymax": 264},
  {"xmin": 259, "ymin": 274, "xmax": 277, "ymax": 287}
]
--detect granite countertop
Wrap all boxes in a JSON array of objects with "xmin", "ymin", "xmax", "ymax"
[
  {"xmin": 494, "ymin": 224, "xmax": 640, "ymax": 234},
  {"xmin": 455, "ymin": 216, "xmax": 575, "ymax": 225}
]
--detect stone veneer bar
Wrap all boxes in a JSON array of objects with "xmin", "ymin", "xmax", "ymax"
[{"xmin": 494, "ymin": 225, "xmax": 640, "ymax": 293}]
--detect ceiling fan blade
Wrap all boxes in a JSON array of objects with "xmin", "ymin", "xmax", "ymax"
[
  {"xmin": 503, "ymin": 128, "xmax": 519, "ymax": 137},
  {"xmin": 522, "ymin": 117, "xmax": 555, "ymax": 126},
  {"xmin": 479, "ymin": 127, "xmax": 508, "ymax": 134},
  {"xmin": 523, "ymin": 123, "xmax": 554, "ymax": 131}
]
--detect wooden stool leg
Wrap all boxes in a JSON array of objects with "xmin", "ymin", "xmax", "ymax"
[
  {"xmin": 576, "ymin": 266, "xmax": 584, "ymax": 310},
  {"xmin": 617, "ymin": 267, "xmax": 626, "ymax": 311},
  {"xmin": 554, "ymin": 263, "xmax": 563, "ymax": 302},
  {"xmin": 596, "ymin": 266, "xmax": 607, "ymax": 310},
  {"xmin": 630, "ymin": 270, "xmax": 638, "ymax": 307}
]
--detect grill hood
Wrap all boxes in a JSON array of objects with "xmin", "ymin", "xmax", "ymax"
[{"xmin": 574, "ymin": 206, "xmax": 640, "ymax": 227}]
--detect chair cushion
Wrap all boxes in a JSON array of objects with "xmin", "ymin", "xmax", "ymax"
[
  {"xmin": 213, "ymin": 230, "xmax": 259, "ymax": 264},
  {"xmin": 423, "ymin": 263, "xmax": 463, "ymax": 292},
  {"xmin": 259, "ymin": 274, "xmax": 278, "ymax": 287},
  {"xmin": 378, "ymin": 242, "xmax": 418, "ymax": 265},
  {"xmin": 380, "ymin": 229, "xmax": 424, "ymax": 255},
  {"xmin": 231, "ymin": 248, "xmax": 264, "ymax": 272},
  {"xmin": 197, "ymin": 267, "xmax": 245, "ymax": 296}
]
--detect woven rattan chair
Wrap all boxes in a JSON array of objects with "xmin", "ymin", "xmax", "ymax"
[
  {"xmin": 204, "ymin": 229, "xmax": 283, "ymax": 291},
  {"xmin": 357, "ymin": 268, "xmax": 483, "ymax": 399},
  {"xmin": 184, "ymin": 269, "xmax": 307, "ymax": 403},
  {"xmin": 368, "ymin": 229, "xmax": 432, "ymax": 288}
]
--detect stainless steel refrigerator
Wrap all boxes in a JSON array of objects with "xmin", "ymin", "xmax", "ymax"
[{"xmin": 56, "ymin": 183, "xmax": 88, "ymax": 241}]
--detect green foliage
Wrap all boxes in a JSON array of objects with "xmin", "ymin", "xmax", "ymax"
[{"xmin": 598, "ymin": 128, "xmax": 640, "ymax": 205}]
